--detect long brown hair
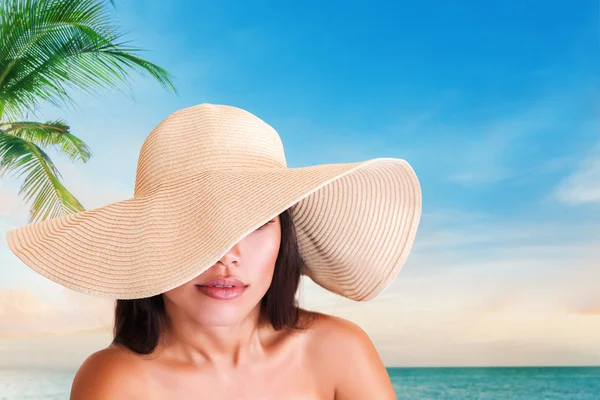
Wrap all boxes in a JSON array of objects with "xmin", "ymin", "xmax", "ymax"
[{"xmin": 112, "ymin": 207, "xmax": 312, "ymax": 354}]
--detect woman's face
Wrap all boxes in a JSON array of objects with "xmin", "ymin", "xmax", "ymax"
[{"xmin": 162, "ymin": 215, "xmax": 281, "ymax": 326}]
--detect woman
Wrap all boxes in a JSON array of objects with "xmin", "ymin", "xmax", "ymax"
[{"xmin": 6, "ymin": 103, "xmax": 422, "ymax": 399}]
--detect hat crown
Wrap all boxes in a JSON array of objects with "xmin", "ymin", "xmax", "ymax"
[{"xmin": 133, "ymin": 104, "xmax": 287, "ymax": 197}]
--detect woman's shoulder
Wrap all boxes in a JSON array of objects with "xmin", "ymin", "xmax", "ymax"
[
  {"xmin": 70, "ymin": 344, "xmax": 149, "ymax": 399},
  {"xmin": 299, "ymin": 309, "xmax": 396, "ymax": 399},
  {"xmin": 299, "ymin": 308, "xmax": 369, "ymax": 334},
  {"xmin": 299, "ymin": 309, "xmax": 374, "ymax": 352}
]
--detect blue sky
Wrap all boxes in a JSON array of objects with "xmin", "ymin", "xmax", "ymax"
[
  {"xmin": 116, "ymin": 0, "xmax": 599, "ymax": 215},
  {"xmin": 0, "ymin": 0, "xmax": 599, "ymax": 367}
]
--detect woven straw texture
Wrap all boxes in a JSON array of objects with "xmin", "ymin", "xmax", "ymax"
[{"xmin": 6, "ymin": 103, "xmax": 422, "ymax": 301}]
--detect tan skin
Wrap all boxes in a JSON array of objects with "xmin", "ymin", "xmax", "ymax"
[{"xmin": 70, "ymin": 215, "xmax": 397, "ymax": 399}]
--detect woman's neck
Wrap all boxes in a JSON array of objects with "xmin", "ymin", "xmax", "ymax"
[{"xmin": 156, "ymin": 305, "xmax": 273, "ymax": 369}]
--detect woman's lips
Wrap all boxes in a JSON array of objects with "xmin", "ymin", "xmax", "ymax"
[{"xmin": 195, "ymin": 285, "xmax": 247, "ymax": 299}]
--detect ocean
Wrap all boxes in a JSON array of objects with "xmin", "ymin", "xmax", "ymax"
[{"xmin": 0, "ymin": 366, "xmax": 598, "ymax": 399}]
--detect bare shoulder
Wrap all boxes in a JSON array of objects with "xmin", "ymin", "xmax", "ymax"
[
  {"xmin": 70, "ymin": 344, "xmax": 148, "ymax": 400},
  {"xmin": 300, "ymin": 309, "xmax": 375, "ymax": 354},
  {"xmin": 301, "ymin": 310, "xmax": 396, "ymax": 400}
]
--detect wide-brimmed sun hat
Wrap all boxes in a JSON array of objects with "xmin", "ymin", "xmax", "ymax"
[{"xmin": 6, "ymin": 103, "xmax": 422, "ymax": 301}]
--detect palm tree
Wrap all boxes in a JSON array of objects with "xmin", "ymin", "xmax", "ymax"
[{"xmin": 0, "ymin": 0, "xmax": 177, "ymax": 223}]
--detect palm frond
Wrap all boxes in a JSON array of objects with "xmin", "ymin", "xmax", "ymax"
[
  {"xmin": 0, "ymin": 119, "xmax": 93, "ymax": 162},
  {"xmin": 0, "ymin": 0, "xmax": 177, "ymax": 120},
  {"xmin": 0, "ymin": 130, "xmax": 85, "ymax": 222}
]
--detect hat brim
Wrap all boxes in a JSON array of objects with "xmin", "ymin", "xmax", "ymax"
[{"xmin": 6, "ymin": 157, "xmax": 421, "ymax": 301}]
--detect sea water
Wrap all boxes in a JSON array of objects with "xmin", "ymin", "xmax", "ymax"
[
  {"xmin": 1, "ymin": 366, "xmax": 599, "ymax": 399},
  {"xmin": 388, "ymin": 367, "xmax": 600, "ymax": 399}
]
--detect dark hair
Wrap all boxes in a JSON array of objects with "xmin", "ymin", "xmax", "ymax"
[{"xmin": 112, "ymin": 207, "xmax": 313, "ymax": 354}]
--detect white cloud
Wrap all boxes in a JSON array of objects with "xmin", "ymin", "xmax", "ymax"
[
  {"xmin": 0, "ymin": 287, "xmax": 113, "ymax": 335},
  {"xmin": 553, "ymin": 145, "xmax": 600, "ymax": 206},
  {"xmin": 0, "ymin": 330, "xmax": 112, "ymax": 369},
  {"xmin": 446, "ymin": 102, "xmax": 559, "ymax": 185},
  {"xmin": 0, "ymin": 179, "xmax": 34, "ymax": 221},
  {"xmin": 300, "ymin": 273, "xmax": 600, "ymax": 367},
  {"xmin": 296, "ymin": 203, "xmax": 600, "ymax": 366}
]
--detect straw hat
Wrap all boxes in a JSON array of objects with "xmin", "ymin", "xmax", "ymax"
[{"xmin": 5, "ymin": 103, "xmax": 422, "ymax": 301}]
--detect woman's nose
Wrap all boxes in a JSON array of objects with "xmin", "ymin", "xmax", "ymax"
[{"xmin": 217, "ymin": 244, "xmax": 241, "ymax": 268}]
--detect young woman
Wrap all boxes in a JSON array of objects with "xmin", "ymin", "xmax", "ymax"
[{"xmin": 6, "ymin": 103, "xmax": 422, "ymax": 399}]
